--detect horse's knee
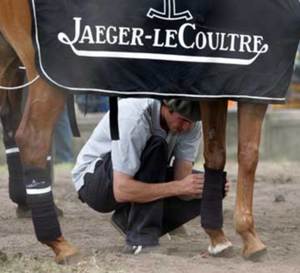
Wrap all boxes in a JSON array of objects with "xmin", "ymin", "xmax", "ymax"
[
  {"xmin": 238, "ymin": 143, "xmax": 259, "ymax": 174},
  {"xmin": 204, "ymin": 144, "xmax": 226, "ymax": 170},
  {"xmin": 15, "ymin": 127, "xmax": 48, "ymax": 167},
  {"xmin": 15, "ymin": 128, "xmax": 28, "ymax": 160}
]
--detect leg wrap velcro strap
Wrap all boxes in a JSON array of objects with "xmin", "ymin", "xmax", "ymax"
[
  {"xmin": 4, "ymin": 141, "xmax": 26, "ymax": 205},
  {"xmin": 222, "ymin": 171, "xmax": 227, "ymax": 199},
  {"xmin": 24, "ymin": 167, "xmax": 61, "ymax": 242},
  {"xmin": 3, "ymin": 138, "xmax": 18, "ymax": 149},
  {"xmin": 201, "ymin": 166, "xmax": 226, "ymax": 230}
]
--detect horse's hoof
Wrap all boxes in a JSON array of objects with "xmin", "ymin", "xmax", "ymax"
[
  {"xmin": 54, "ymin": 243, "xmax": 79, "ymax": 265},
  {"xmin": 43, "ymin": 236, "xmax": 79, "ymax": 264},
  {"xmin": 208, "ymin": 241, "xmax": 233, "ymax": 257},
  {"xmin": 243, "ymin": 246, "xmax": 267, "ymax": 262},
  {"xmin": 55, "ymin": 248, "xmax": 80, "ymax": 265}
]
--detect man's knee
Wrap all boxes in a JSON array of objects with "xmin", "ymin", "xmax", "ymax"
[
  {"xmin": 78, "ymin": 184, "xmax": 116, "ymax": 213},
  {"xmin": 140, "ymin": 136, "xmax": 168, "ymax": 168},
  {"xmin": 140, "ymin": 136, "xmax": 168, "ymax": 162},
  {"xmin": 135, "ymin": 136, "xmax": 169, "ymax": 183}
]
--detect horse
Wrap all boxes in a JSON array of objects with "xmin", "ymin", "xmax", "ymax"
[
  {"xmin": 0, "ymin": 0, "xmax": 268, "ymax": 261},
  {"xmin": 0, "ymin": 0, "xmax": 78, "ymax": 263}
]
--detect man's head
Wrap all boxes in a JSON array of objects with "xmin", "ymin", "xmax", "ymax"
[{"xmin": 161, "ymin": 99, "xmax": 201, "ymax": 134}]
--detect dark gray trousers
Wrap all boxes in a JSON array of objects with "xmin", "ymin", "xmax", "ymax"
[{"xmin": 79, "ymin": 136, "xmax": 201, "ymax": 246}]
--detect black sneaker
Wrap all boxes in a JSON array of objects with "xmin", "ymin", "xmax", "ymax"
[
  {"xmin": 122, "ymin": 244, "xmax": 143, "ymax": 255},
  {"xmin": 110, "ymin": 208, "xmax": 128, "ymax": 237},
  {"xmin": 122, "ymin": 244, "xmax": 160, "ymax": 255}
]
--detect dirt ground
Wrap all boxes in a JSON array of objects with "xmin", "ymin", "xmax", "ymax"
[{"xmin": 0, "ymin": 162, "xmax": 300, "ymax": 273}]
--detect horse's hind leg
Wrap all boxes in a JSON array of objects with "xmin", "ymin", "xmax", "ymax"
[
  {"xmin": 199, "ymin": 100, "xmax": 232, "ymax": 255},
  {"xmin": 0, "ymin": 42, "xmax": 61, "ymax": 219},
  {"xmin": 235, "ymin": 102, "xmax": 267, "ymax": 259},
  {"xmin": 0, "ymin": 34, "xmax": 27, "ymax": 210},
  {"xmin": 0, "ymin": 0, "xmax": 77, "ymax": 262}
]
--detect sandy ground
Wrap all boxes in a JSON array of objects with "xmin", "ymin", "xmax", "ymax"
[{"xmin": 0, "ymin": 162, "xmax": 300, "ymax": 273}]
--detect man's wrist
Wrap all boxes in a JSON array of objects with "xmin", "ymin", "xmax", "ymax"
[{"xmin": 170, "ymin": 180, "xmax": 182, "ymax": 196}]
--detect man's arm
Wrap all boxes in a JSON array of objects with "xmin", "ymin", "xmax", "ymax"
[
  {"xmin": 113, "ymin": 170, "xmax": 202, "ymax": 203},
  {"xmin": 173, "ymin": 159, "xmax": 193, "ymax": 180}
]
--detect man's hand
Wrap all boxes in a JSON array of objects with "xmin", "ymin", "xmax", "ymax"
[{"xmin": 178, "ymin": 173, "xmax": 204, "ymax": 199}]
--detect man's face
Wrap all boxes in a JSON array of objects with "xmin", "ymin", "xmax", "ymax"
[{"xmin": 165, "ymin": 111, "xmax": 195, "ymax": 134}]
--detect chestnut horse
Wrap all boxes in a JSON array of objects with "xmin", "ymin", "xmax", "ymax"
[
  {"xmin": 0, "ymin": 0, "xmax": 77, "ymax": 263},
  {"xmin": 0, "ymin": 0, "xmax": 266, "ymax": 261}
]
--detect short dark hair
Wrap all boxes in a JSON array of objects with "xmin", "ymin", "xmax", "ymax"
[{"xmin": 164, "ymin": 99, "xmax": 201, "ymax": 121}]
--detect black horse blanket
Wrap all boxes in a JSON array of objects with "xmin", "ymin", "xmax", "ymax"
[{"xmin": 31, "ymin": 0, "xmax": 300, "ymax": 103}]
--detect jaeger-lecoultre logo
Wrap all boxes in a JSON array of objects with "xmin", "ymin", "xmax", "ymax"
[
  {"xmin": 147, "ymin": 0, "xmax": 193, "ymax": 21},
  {"xmin": 58, "ymin": 1, "xmax": 269, "ymax": 66}
]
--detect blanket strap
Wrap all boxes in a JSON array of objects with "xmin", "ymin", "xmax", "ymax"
[
  {"xmin": 109, "ymin": 97, "xmax": 119, "ymax": 140},
  {"xmin": 66, "ymin": 94, "xmax": 80, "ymax": 137}
]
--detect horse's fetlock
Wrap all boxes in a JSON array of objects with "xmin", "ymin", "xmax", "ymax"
[{"xmin": 235, "ymin": 212, "xmax": 254, "ymax": 234}]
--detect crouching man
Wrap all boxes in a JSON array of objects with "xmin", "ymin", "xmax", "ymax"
[{"xmin": 72, "ymin": 98, "xmax": 230, "ymax": 254}]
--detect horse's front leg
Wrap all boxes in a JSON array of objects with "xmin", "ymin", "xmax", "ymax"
[
  {"xmin": 235, "ymin": 102, "xmax": 267, "ymax": 259},
  {"xmin": 200, "ymin": 100, "xmax": 232, "ymax": 255}
]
